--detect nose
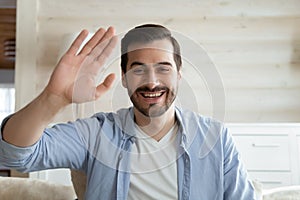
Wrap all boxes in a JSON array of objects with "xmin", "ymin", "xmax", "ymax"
[{"xmin": 145, "ymin": 69, "xmax": 159, "ymax": 89}]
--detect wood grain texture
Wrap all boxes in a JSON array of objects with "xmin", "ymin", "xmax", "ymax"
[{"xmin": 16, "ymin": 0, "xmax": 300, "ymax": 122}]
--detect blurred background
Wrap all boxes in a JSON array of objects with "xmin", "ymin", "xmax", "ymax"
[
  {"xmin": 1, "ymin": 0, "xmax": 299, "ymax": 123},
  {"xmin": 0, "ymin": 0, "xmax": 300, "ymax": 190}
]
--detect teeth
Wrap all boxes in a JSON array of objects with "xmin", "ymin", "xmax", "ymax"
[{"xmin": 143, "ymin": 92, "xmax": 162, "ymax": 98}]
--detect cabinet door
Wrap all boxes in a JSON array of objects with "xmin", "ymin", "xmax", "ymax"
[
  {"xmin": 249, "ymin": 172, "xmax": 292, "ymax": 189},
  {"xmin": 233, "ymin": 135, "xmax": 290, "ymax": 171}
]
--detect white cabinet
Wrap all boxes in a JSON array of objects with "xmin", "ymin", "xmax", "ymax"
[
  {"xmin": 233, "ymin": 135, "xmax": 290, "ymax": 171},
  {"xmin": 228, "ymin": 124, "xmax": 300, "ymax": 189},
  {"xmin": 248, "ymin": 172, "xmax": 292, "ymax": 189}
]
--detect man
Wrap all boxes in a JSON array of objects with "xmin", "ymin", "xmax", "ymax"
[{"xmin": 0, "ymin": 24, "xmax": 256, "ymax": 199}]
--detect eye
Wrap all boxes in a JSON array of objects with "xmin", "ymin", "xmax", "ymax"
[
  {"xmin": 157, "ymin": 66, "xmax": 171, "ymax": 73},
  {"xmin": 133, "ymin": 67, "xmax": 146, "ymax": 75}
]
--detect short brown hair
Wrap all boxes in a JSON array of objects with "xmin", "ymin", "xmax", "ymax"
[{"xmin": 121, "ymin": 24, "xmax": 182, "ymax": 73}]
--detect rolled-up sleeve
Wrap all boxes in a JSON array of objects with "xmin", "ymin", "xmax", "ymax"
[
  {"xmin": 0, "ymin": 116, "xmax": 38, "ymax": 170},
  {"xmin": 0, "ymin": 116, "xmax": 88, "ymax": 173}
]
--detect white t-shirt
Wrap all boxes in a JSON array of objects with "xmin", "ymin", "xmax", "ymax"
[{"xmin": 127, "ymin": 123, "xmax": 179, "ymax": 200}]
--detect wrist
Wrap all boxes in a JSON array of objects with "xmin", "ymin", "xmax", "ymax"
[{"xmin": 40, "ymin": 89, "xmax": 70, "ymax": 112}]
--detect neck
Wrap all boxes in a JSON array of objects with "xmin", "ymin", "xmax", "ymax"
[{"xmin": 134, "ymin": 106, "xmax": 176, "ymax": 141}]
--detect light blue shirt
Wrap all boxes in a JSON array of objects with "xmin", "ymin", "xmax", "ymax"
[{"xmin": 0, "ymin": 107, "xmax": 256, "ymax": 199}]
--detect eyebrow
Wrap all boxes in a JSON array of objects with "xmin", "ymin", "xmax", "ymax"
[
  {"xmin": 155, "ymin": 62, "xmax": 173, "ymax": 67},
  {"xmin": 130, "ymin": 61, "xmax": 173, "ymax": 67},
  {"xmin": 130, "ymin": 61, "xmax": 146, "ymax": 67}
]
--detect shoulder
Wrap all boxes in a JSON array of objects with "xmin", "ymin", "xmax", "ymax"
[
  {"xmin": 87, "ymin": 107, "xmax": 133, "ymax": 125},
  {"xmin": 176, "ymin": 107, "xmax": 231, "ymax": 156},
  {"xmin": 61, "ymin": 107, "xmax": 132, "ymax": 138},
  {"xmin": 175, "ymin": 107, "xmax": 226, "ymax": 134}
]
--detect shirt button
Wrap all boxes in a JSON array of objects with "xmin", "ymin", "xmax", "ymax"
[
  {"xmin": 184, "ymin": 191, "xmax": 189, "ymax": 199},
  {"xmin": 130, "ymin": 137, "xmax": 136, "ymax": 143},
  {"xmin": 119, "ymin": 153, "xmax": 123, "ymax": 160}
]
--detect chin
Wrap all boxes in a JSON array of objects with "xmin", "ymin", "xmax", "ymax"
[{"xmin": 138, "ymin": 104, "xmax": 173, "ymax": 118}]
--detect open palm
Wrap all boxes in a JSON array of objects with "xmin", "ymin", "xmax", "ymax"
[{"xmin": 46, "ymin": 27, "xmax": 117, "ymax": 104}]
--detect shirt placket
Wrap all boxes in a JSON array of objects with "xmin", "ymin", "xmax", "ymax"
[
  {"xmin": 178, "ymin": 134, "xmax": 191, "ymax": 200},
  {"xmin": 116, "ymin": 136, "xmax": 135, "ymax": 200},
  {"xmin": 182, "ymin": 152, "xmax": 191, "ymax": 200}
]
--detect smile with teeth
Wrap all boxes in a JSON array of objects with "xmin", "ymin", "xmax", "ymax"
[{"xmin": 141, "ymin": 92, "xmax": 164, "ymax": 98}]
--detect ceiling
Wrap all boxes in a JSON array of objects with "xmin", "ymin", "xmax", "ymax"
[{"xmin": 0, "ymin": 0, "xmax": 16, "ymax": 69}]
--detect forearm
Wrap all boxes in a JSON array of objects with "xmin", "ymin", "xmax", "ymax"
[
  {"xmin": 2, "ymin": 90, "xmax": 69, "ymax": 147},
  {"xmin": 2, "ymin": 27, "xmax": 115, "ymax": 148}
]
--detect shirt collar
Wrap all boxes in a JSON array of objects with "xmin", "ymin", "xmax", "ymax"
[
  {"xmin": 119, "ymin": 106, "xmax": 222, "ymax": 159},
  {"xmin": 174, "ymin": 106, "xmax": 194, "ymax": 149},
  {"xmin": 119, "ymin": 106, "xmax": 196, "ymax": 148}
]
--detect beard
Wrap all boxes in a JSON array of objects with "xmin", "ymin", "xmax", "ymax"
[{"xmin": 128, "ymin": 85, "xmax": 177, "ymax": 117}]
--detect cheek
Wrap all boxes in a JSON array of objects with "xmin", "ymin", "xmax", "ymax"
[
  {"xmin": 126, "ymin": 74, "xmax": 147, "ymax": 89},
  {"xmin": 164, "ymin": 75, "xmax": 180, "ymax": 87},
  {"xmin": 123, "ymin": 76, "xmax": 141, "ymax": 93}
]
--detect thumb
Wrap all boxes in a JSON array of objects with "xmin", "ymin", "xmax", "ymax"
[{"xmin": 95, "ymin": 73, "xmax": 116, "ymax": 99}]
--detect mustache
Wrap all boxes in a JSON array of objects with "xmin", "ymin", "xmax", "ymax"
[{"xmin": 135, "ymin": 86, "xmax": 168, "ymax": 93}]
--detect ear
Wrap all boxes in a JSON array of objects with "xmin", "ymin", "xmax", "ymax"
[{"xmin": 122, "ymin": 71, "xmax": 127, "ymax": 88}]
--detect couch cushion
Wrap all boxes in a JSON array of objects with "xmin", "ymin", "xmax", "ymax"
[
  {"xmin": 263, "ymin": 185, "xmax": 300, "ymax": 200},
  {"xmin": 0, "ymin": 177, "xmax": 76, "ymax": 200}
]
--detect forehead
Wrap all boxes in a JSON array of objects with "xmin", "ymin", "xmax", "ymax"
[
  {"xmin": 127, "ymin": 39, "xmax": 173, "ymax": 55},
  {"xmin": 127, "ymin": 39, "xmax": 174, "ymax": 62}
]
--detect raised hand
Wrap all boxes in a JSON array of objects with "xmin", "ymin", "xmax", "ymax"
[{"xmin": 45, "ymin": 27, "xmax": 117, "ymax": 105}]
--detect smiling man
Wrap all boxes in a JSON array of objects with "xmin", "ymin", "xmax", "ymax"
[
  {"xmin": 0, "ymin": 24, "xmax": 257, "ymax": 199},
  {"xmin": 122, "ymin": 28, "xmax": 181, "ymax": 141}
]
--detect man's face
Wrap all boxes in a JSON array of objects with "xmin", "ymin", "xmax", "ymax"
[{"xmin": 122, "ymin": 39, "xmax": 181, "ymax": 117}]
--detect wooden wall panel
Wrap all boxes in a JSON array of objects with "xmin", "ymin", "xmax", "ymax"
[
  {"xmin": 16, "ymin": 0, "xmax": 300, "ymax": 122},
  {"xmin": 38, "ymin": 0, "xmax": 300, "ymax": 18}
]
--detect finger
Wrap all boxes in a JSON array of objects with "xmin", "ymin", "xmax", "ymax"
[
  {"xmin": 99, "ymin": 27, "xmax": 115, "ymax": 44},
  {"xmin": 78, "ymin": 28, "xmax": 106, "ymax": 56},
  {"xmin": 95, "ymin": 36, "xmax": 118, "ymax": 66},
  {"xmin": 83, "ymin": 36, "xmax": 117, "ymax": 75},
  {"xmin": 95, "ymin": 73, "xmax": 116, "ymax": 99},
  {"xmin": 66, "ymin": 29, "xmax": 89, "ymax": 56},
  {"xmin": 89, "ymin": 27, "xmax": 115, "ymax": 58}
]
